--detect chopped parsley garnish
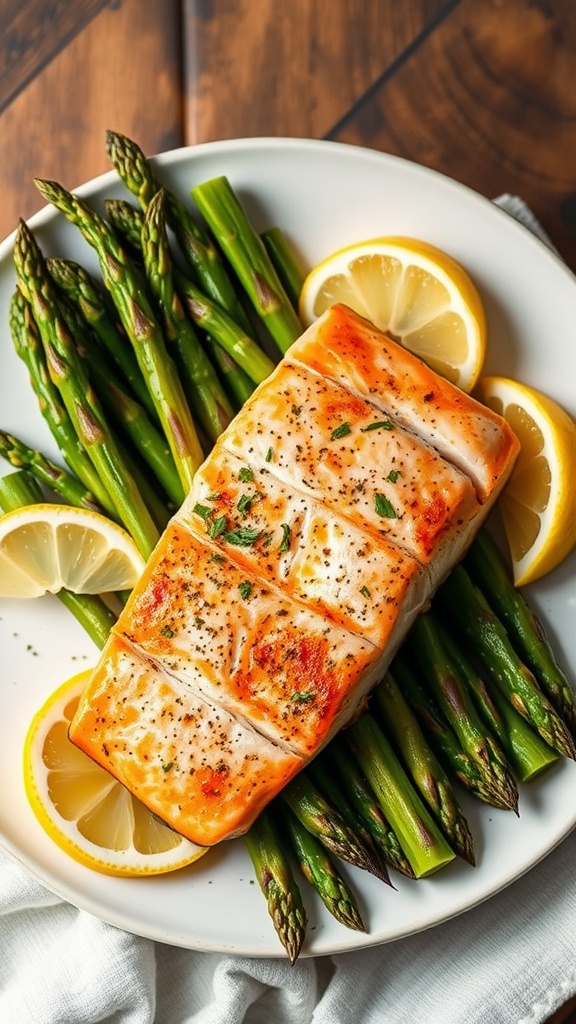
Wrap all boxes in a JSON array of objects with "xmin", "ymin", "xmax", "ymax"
[
  {"xmin": 209, "ymin": 514, "xmax": 228, "ymax": 539},
  {"xmin": 160, "ymin": 626, "xmax": 175, "ymax": 638},
  {"xmin": 279, "ymin": 523, "xmax": 292, "ymax": 553},
  {"xmin": 374, "ymin": 493, "xmax": 398, "ymax": 518},
  {"xmin": 362, "ymin": 420, "xmax": 394, "ymax": 432},
  {"xmin": 206, "ymin": 492, "xmax": 221, "ymax": 501},
  {"xmin": 222, "ymin": 527, "xmax": 262, "ymax": 547},
  {"xmin": 291, "ymin": 691, "xmax": 316, "ymax": 703},
  {"xmin": 263, "ymin": 531, "xmax": 274, "ymax": 548},
  {"xmin": 209, "ymin": 553, "xmax": 226, "ymax": 563},
  {"xmin": 161, "ymin": 762, "xmax": 173, "ymax": 772},
  {"xmin": 238, "ymin": 581, "xmax": 253, "ymax": 600},
  {"xmin": 330, "ymin": 422, "xmax": 351, "ymax": 440},
  {"xmin": 192, "ymin": 503, "xmax": 212, "ymax": 520},
  {"xmin": 237, "ymin": 493, "xmax": 254, "ymax": 517},
  {"xmin": 265, "ymin": 446, "xmax": 273, "ymax": 463},
  {"xmin": 238, "ymin": 467, "xmax": 254, "ymax": 483},
  {"xmin": 386, "ymin": 469, "xmax": 401, "ymax": 483},
  {"xmin": 360, "ymin": 585, "xmax": 371, "ymax": 599}
]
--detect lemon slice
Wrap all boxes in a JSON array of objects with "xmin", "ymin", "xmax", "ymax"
[
  {"xmin": 0, "ymin": 503, "xmax": 147, "ymax": 598},
  {"xmin": 477, "ymin": 376, "xmax": 576, "ymax": 586},
  {"xmin": 298, "ymin": 236, "xmax": 486, "ymax": 391},
  {"xmin": 23, "ymin": 671, "xmax": 206, "ymax": 876}
]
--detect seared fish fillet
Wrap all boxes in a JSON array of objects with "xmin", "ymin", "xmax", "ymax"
[{"xmin": 70, "ymin": 304, "xmax": 519, "ymax": 846}]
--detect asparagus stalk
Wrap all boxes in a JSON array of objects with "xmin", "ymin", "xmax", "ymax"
[
  {"xmin": 282, "ymin": 805, "xmax": 366, "ymax": 932},
  {"xmin": 33, "ymin": 178, "xmax": 204, "ymax": 493},
  {"xmin": 203, "ymin": 335, "xmax": 256, "ymax": 410},
  {"xmin": 105, "ymin": 129, "xmax": 253, "ymax": 333},
  {"xmin": 14, "ymin": 220, "xmax": 160, "ymax": 559},
  {"xmin": 244, "ymin": 807, "xmax": 306, "ymax": 963},
  {"xmin": 0, "ymin": 471, "xmax": 117, "ymax": 648},
  {"xmin": 391, "ymin": 651, "xmax": 509, "ymax": 807},
  {"xmin": 192, "ymin": 175, "xmax": 303, "ymax": 355},
  {"xmin": 105, "ymin": 196, "xmax": 275, "ymax": 388},
  {"xmin": 318, "ymin": 742, "xmax": 415, "ymax": 879},
  {"xmin": 141, "ymin": 189, "xmax": 235, "ymax": 442},
  {"xmin": 407, "ymin": 611, "xmax": 519, "ymax": 812},
  {"xmin": 438, "ymin": 626, "xmax": 560, "ymax": 783},
  {"xmin": 282, "ymin": 771, "xmax": 389, "ymax": 879},
  {"xmin": 374, "ymin": 672, "xmax": 475, "ymax": 865},
  {"xmin": 46, "ymin": 257, "xmax": 158, "ymax": 423},
  {"xmin": 465, "ymin": 528, "xmax": 576, "ymax": 737},
  {"xmin": 260, "ymin": 227, "xmax": 306, "ymax": 309},
  {"xmin": 437, "ymin": 564, "xmax": 576, "ymax": 759},
  {"xmin": 306, "ymin": 756, "xmax": 392, "ymax": 884},
  {"xmin": 346, "ymin": 712, "xmax": 456, "ymax": 878},
  {"xmin": 0, "ymin": 429, "xmax": 103, "ymax": 513},
  {"xmin": 9, "ymin": 289, "xmax": 115, "ymax": 517}
]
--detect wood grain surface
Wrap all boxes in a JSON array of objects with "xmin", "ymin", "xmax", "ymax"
[{"xmin": 0, "ymin": 2, "xmax": 575, "ymax": 1019}]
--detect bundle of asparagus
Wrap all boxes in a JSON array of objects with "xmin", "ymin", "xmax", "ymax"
[{"xmin": 1, "ymin": 131, "xmax": 575, "ymax": 962}]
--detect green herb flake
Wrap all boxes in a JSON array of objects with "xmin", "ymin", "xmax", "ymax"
[
  {"xmin": 386, "ymin": 470, "xmax": 401, "ymax": 483},
  {"xmin": 206, "ymin": 492, "xmax": 221, "ymax": 501},
  {"xmin": 291, "ymin": 404, "xmax": 302, "ymax": 417},
  {"xmin": 265, "ymin": 447, "xmax": 274, "ymax": 463},
  {"xmin": 192, "ymin": 503, "xmax": 212, "ymax": 520},
  {"xmin": 160, "ymin": 626, "xmax": 175, "ymax": 638},
  {"xmin": 209, "ymin": 553, "xmax": 226, "ymax": 563},
  {"xmin": 330, "ymin": 422, "xmax": 351, "ymax": 440},
  {"xmin": 238, "ymin": 467, "xmax": 254, "ymax": 483},
  {"xmin": 291, "ymin": 691, "xmax": 316, "ymax": 703},
  {"xmin": 362, "ymin": 420, "xmax": 394, "ymax": 432},
  {"xmin": 209, "ymin": 514, "xmax": 228, "ymax": 539},
  {"xmin": 238, "ymin": 581, "xmax": 253, "ymax": 600},
  {"xmin": 223, "ymin": 527, "xmax": 262, "ymax": 547},
  {"xmin": 161, "ymin": 762, "xmax": 173, "ymax": 772},
  {"xmin": 374, "ymin": 493, "xmax": 398, "ymax": 519},
  {"xmin": 360, "ymin": 585, "xmax": 371, "ymax": 599},
  {"xmin": 237, "ymin": 493, "xmax": 254, "ymax": 517},
  {"xmin": 279, "ymin": 522, "xmax": 292, "ymax": 554},
  {"xmin": 263, "ymin": 531, "xmax": 274, "ymax": 548}
]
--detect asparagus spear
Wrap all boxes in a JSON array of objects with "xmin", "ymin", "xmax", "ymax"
[
  {"xmin": 438, "ymin": 625, "xmax": 560, "ymax": 783},
  {"xmin": 192, "ymin": 175, "xmax": 303, "ymax": 355},
  {"xmin": 13, "ymin": 219, "xmax": 159, "ymax": 558},
  {"xmin": 9, "ymin": 289, "xmax": 115, "ymax": 517},
  {"xmin": 346, "ymin": 712, "xmax": 456, "ymax": 878},
  {"xmin": 105, "ymin": 196, "xmax": 275, "ymax": 388},
  {"xmin": 260, "ymin": 227, "xmax": 306, "ymax": 309},
  {"xmin": 465, "ymin": 528, "xmax": 576, "ymax": 737},
  {"xmin": 46, "ymin": 257, "xmax": 158, "ymax": 423},
  {"xmin": 437, "ymin": 564, "xmax": 576, "ymax": 759},
  {"xmin": 391, "ymin": 652, "xmax": 509, "ymax": 805},
  {"xmin": 282, "ymin": 805, "xmax": 366, "ymax": 932},
  {"xmin": 0, "ymin": 470, "xmax": 117, "ymax": 648},
  {"xmin": 105, "ymin": 129, "xmax": 253, "ymax": 333},
  {"xmin": 306, "ymin": 756, "xmax": 392, "ymax": 884},
  {"xmin": 141, "ymin": 188, "xmax": 235, "ymax": 442},
  {"xmin": 244, "ymin": 807, "xmax": 307, "ymax": 963},
  {"xmin": 374, "ymin": 672, "xmax": 475, "ymax": 865},
  {"xmin": 282, "ymin": 771, "xmax": 388, "ymax": 879},
  {"xmin": 407, "ymin": 611, "xmax": 519, "ymax": 812},
  {"xmin": 0, "ymin": 429, "xmax": 103, "ymax": 513},
  {"xmin": 33, "ymin": 178, "xmax": 204, "ymax": 493},
  {"xmin": 318, "ymin": 741, "xmax": 415, "ymax": 879}
]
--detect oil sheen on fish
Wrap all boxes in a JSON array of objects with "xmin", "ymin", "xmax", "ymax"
[{"xmin": 70, "ymin": 304, "xmax": 520, "ymax": 846}]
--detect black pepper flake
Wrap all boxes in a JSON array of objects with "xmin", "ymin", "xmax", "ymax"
[{"xmin": 291, "ymin": 404, "xmax": 302, "ymax": 416}]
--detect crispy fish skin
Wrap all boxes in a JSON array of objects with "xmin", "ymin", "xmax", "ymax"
[
  {"xmin": 180, "ymin": 445, "xmax": 429, "ymax": 649},
  {"xmin": 69, "ymin": 633, "xmax": 304, "ymax": 846},
  {"xmin": 116, "ymin": 521, "xmax": 381, "ymax": 759},
  {"xmin": 218, "ymin": 358, "xmax": 481, "ymax": 586},
  {"xmin": 288, "ymin": 304, "xmax": 520, "ymax": 504}
]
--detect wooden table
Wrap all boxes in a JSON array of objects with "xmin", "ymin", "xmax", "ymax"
[{"xmin": 1, "ymin": 2, "xmax": 575, "ymax": 1019}]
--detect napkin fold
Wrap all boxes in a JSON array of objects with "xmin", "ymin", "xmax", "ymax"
[{"xmin": 1, "ymin": 196, "xmax": 575, "ymax": 1024}]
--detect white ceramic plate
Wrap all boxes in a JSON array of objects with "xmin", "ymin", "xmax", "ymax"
[{"xmin": 1, "ymin": 138, "xmax": 575, "ymax": 958}]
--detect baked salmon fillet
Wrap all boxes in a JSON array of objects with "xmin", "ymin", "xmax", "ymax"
[{"xmin": 70, "ymin": 303, "xmax": 519, "ymax": 847}]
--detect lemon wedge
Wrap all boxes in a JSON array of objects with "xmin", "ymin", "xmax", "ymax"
[
  {"xmin": 23, "ymin": 671, "xmax": 206, "ymax": 876},
  {"xmin": 0, "ymin": 503, "xmax": 146, "ymax": 598},
  {"xmin": 298, "ymin": 236, "xmax": 486, "ymax": 392},
  {"xmin": 477, "ymin": 376, "xmax": 576, "ymax": 586}
]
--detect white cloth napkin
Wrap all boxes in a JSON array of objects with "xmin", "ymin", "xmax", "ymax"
[{"xmin": 2, "ymin": 196, "xmax": 575, "ymax": 1024}]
